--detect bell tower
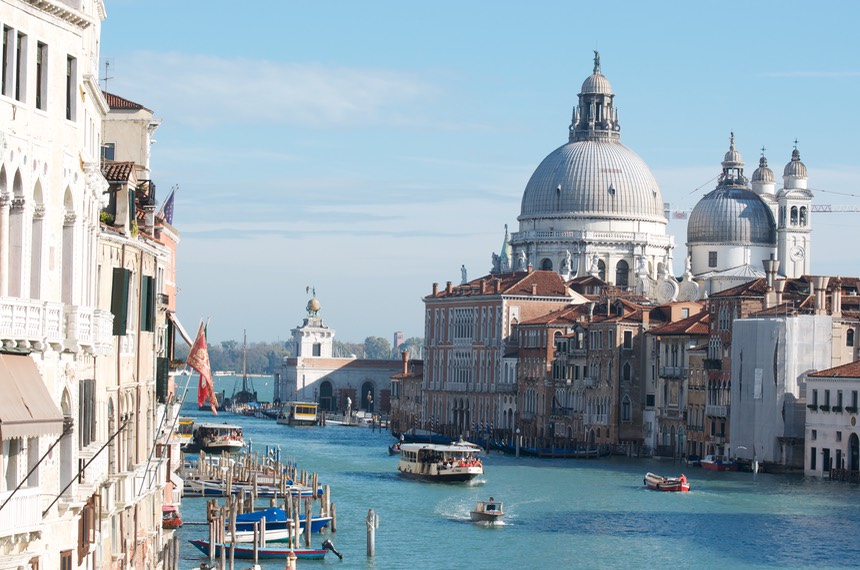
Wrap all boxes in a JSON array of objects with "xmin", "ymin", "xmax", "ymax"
[{"xmin": 776, "ymin": 145, "xmax": 813, "ymax": 278}]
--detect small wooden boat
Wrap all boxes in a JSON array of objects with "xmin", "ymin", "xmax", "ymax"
[
  {"xmin": 234, "ymin": 507, "xmax": 332, "ymax": 534},
  {"xmin": 700, "ymin": 455, "xmax": 738, "ymax": 471},
  {"xmin": 162, "ymin": 504, "xmax": 182, "ymax": 529},
  {"xmin": 470, "ymin": 499, "xmax": 504, "ymax": 523},
  {"xmin": 644, "ymin": 472, "xmax": 690, "ymax": 492},
  {"xmin": 188, "ymin": 539, "xmax": 327, "ymax": 560},
  {"xmin": 388, "ymin": 442, "xmax": 401, "ymax": 455}
]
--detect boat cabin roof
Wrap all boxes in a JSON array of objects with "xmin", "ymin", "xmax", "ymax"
[
  {"xmin": 195, "ymin": 423, "xmax": 243, "ymax": 430},
  {"xmin": 400, "ymin": 443, "xmax": 480, "ymax": 453}
]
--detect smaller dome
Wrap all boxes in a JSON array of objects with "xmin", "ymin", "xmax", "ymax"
[
  {"xmin": 751, "ymin": 155, "xmax": 774, "ymax": 183},
  {"xmin": 784, "ymin": 148, "xmax": 808, "ymax": 178},
  {"xmin": 307, "ymin": 297, "xmax": 321, "ymax": 314},
  {"xmin": 688, "ymin": 188, "xmax": 776, "ymax": 245},
  {"xmin": 581, "ymin": 72, "xmax": 612, "ymax": 95}
]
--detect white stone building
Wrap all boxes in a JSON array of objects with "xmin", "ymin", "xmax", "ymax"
[
  {"xmin": 276, "ymin": 294, "xmax": 402, "ymax": 415},
  {"xmin": 805, "ymin": 360, "xmax": 860, "ymax": 479},
  {"xmin": 0, "ymin": 2, "xmax": 180, "ymax": 568}
]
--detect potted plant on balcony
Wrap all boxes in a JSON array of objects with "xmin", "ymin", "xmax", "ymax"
[
  {"xmin": 832, "ymin": 405, "xmax": 843, "ymax": 413},
  {"xmin": 845, "ymin": 406, "xmax": 858, "ymax": 414},
  {"xmin": 819, "ymin": 404, "xmax": 830, "ymax": 412},
  {"xmin": 807, "ymin": 404, "xmax": 818, "ymax": 411}
]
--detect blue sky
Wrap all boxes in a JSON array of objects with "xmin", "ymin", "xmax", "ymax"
[{"xmin": 100, "ymin": 1, "xmax": 860, "ymax": 344}]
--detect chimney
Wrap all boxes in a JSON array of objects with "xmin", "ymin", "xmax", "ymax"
[
  {"xmin": 432, "ymin": 283, "xmax": 438, "ymax": 295},
  {"xmin": 642, "ymin": 309, "xmax": 649, "ymax": 328},
  {"xmin": 531, "ymin": 283, "xmax": 538, "ymax": 295},
  {"xmin": 446, "ymin": 281, "xmax": 453, "ymax": 294},
  {"xmin": 587, "ymin": 302, "xmax": 596, "ymax": 322},
  {"xmin": 812, "ymin": 276, "xmax": 830, "ymax": 315},
  {"xmin": 495, "ymin": 279, "xmax": 501, "ymax": 294},
  {"xmin": 527, "ymin": 263, "xmax": 533, "ymax": 274},
  {"xmin": 762, "ymin": 254, "xmax": 779, "ymax": 291},
  {"xmin": 833, "ymin": 277, "xmax": 843, "ymax": 318},
  {"xmin": 401, "ymin": 349, "xmax": 409, "ymax": 375},
  {"xmin": 774, "ymin": 278, "xmax": 786, "ymax": 306}
]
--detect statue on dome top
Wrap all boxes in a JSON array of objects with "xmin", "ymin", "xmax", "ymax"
[{"xmin": 593, "ymin": 50, "xmax": 600, "ymax": 73}]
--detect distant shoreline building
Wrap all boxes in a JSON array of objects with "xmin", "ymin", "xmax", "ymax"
[{"xmin": 275, "ymin": 292, "xmax": 402, "ymax": 414}]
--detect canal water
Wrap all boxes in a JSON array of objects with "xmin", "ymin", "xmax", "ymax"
[{"xmin": 176, "ymin": 379, "xmax": 860, "ymax": 569}]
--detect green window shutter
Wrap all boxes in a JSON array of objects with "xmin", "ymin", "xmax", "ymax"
[
  {"xmin": 128, "ymin": 188, "xmax": 136, "ymax": 228},
  {"xmin": 110, "ymin": 268, "xmax": 130, "ymax": 335},
  {"xmin": 156, "ymin": 357, "xmax": 169, "ymax": 403},
  {"xmin": 140, "ymin": 275, "xmax": 155, "ymax": 332}
]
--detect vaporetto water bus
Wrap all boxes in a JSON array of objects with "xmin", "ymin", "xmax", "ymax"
[{"xmin": 396, "ymin": 442, "xmax": 483, "ymax": 482}]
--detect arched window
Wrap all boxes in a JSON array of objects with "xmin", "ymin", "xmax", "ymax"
[
  {"xmin": 540, "ymin": 258, "xmax": 553, "ymax": 271},
  {"xmin": 799, "ymin": 206, "xmax": 808, "ymax": 226},
  {"xmin": 790, "ymin": 206, "xmax": 798, "ymax": 226},
  {"xmin": 848, "ymin": 329, "xmax": 855, "ymax": 348},
  {"xmin": 615, "ymin": 260, "xmax": 629, "ymax": 288},
  {"xmin": 621, "ymin": 395, "xmax": 631, "ymax": 422},
  {"xmin": 597, "ymin": 260, "xmax": 606, "ymax": 281},
  {"xmin": 622, "ymin": 362, "xmax": 632, "ymax": 383},
  {"xmin": 778, "ymin": 205, "xmax": 785, "ymax": 227}
]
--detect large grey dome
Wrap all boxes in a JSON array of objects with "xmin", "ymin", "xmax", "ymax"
[
  {"xmin": 687, "ymin": 188, "xmax": 776, "ymax": 244},
  {"xmin": 519, "ymin": 140, "xmax": 665, "ymax": 222}
]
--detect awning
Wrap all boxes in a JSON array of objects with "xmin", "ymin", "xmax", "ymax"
[
  {"xmin": 0, "ymin": 354, "xmax": 64, "ymax": 440},
  {"xmin": 168, "ymin": 312, "xmax": 194, "ymax": 347}
]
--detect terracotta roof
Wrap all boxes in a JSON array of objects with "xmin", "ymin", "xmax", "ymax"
[
  {"xmin": 427, "ymin": 270, "xmax": 570, "ymax": 299},
  {"xmin": 102, "ymin": 161, "xmax": 136, "ymax": 183},
  {"xmin": 520, "ymin": 304, "xmax": 589, "ymax": 326},
  {"xmin": 647, "ymin": 310, "xmax": 709, "ymax": 336},
  {"xmin": 709, "ymin": 278, "xmax": 769, "ymax": 298},
  {"xmin": 809, "ymin": 360, "xmax": 860, "ymax": 379},
  {"xmin": 103, "ymin": 91, "xmax": 149, "ymax": 111}
]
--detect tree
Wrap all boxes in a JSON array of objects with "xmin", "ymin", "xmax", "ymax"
[
  {"xmin": 364, "ymin": 336, "xmax": 392, "ymax": 360},
  {"xmin": 399, "ymin": 337, "xmax": 424, "ymax": 359}
]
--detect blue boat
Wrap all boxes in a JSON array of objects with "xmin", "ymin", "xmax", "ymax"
[
  {"xmin": 233, "ymin": 507, "xmax": 332, "ymax": 534},
  {"xmin": 188, "ymin": 539, "xmax": 327, "ymax": 560}
]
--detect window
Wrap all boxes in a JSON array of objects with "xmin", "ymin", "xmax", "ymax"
[
  {"xmin": 312, "ymin": 343, "xmax": 321, "ymax": 357},
  {"xmin": 14, "ymin": 31, "xmax": 27, "ymax": 102},
  {"xmin": 78, "ymin": 379, "xmax": 96, "ymax": 448},
  {"xmin": 853, "ymin": 390, "xmax": 858, "ymax": 410},
  {"xmin": 836, "ymin": 431, "xmax": 842, "ymax": 442},
  {"xmin": 838, "ymin": 390, "xmax": 843, "ymax": 409},
  {"xmin": 621, "ymin": 396, "xmax": 631, "ymax": 422},
  {"xmin": 65, "ymin": 55, "xmax": 77, "ymax": 120},
  {"xmin": 810, "ymin": 447, "xmax": 816, "ymax": 471},
  {"xmin": 682, "ymin": 308, "xmax": 689, "ymax": 318},
  {"xmin": 36, "ymin": 41, "xmax": 47, "ymax": 110},
  {"xmin": 848, "ymin": 329, "xmax": 855, "ymax": 348},
  {"xmin": 646, "ymin": 394, "xmax": 655, "ymax": 407},
  {"xmin": 623, "ymin": 330, "xmax": 633, "ymax": 349},
  {"xmin": 811, "ymin": 429, "xmax": 817, "ymax": 440},
  {"xmin": 825, "ymin": 390, "xmax": 831, "ymax": 407},
  {"xmin": 597, "ymin": 260, "xmax": 605, "ymax": 281},
  {"xmin": 708, "ymin": 251, "xmax": 717, "ymax": 268},
  {"xmin": 60, "ymin": 551, "xmax": 72, "ymax": 570},
  {"xmin": 2, "ymin": 26, "xmax": 12, "ymax": 96},
  {"xmin": 101, "ymin": 142, "xmax": 115, "ymax": 162},
  {"xmin": 110, "ymin": 268, "xmax": 131, "ymax": 335},
  {"xmin": 791, "ymin": 206, "xmax": 798, "ymax": 226},
  {"xmin": 622, "ymin": 362, "xmax": 632, "ymax": 383},
  {"xmin": 812, "ymin": 389, "xmax": 818, "ymax": 406},
  {"xmin": 799, "ymin": 206, "xmax": 808, "ymax": 226},
  {"xmin": 615, "ymin": 260, "xmax": 629, "ymax": 288}
]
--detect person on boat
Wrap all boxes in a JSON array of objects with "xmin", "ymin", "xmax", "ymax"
[
  {"xmin": 680, "ymin": 474, "xmax": 687, "ymax": 484},
  {"xmin": 487, "ymin": 497, "xmax": 496, "ymax": 511}
]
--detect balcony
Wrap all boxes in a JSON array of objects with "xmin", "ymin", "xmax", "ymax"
[
  {"xmin": 0, "ymin": 487, "xmax": 42, "ymax": 538},
  {"xmin": 706, "ymin": 405, "xmax": 728, "ymax": 417},
  {"xmin": 581, "ymin": 376, "xmax": 594, "ymax": 388},
  {"xmin": 704, "ymin": 359, "xmax": 722, "ymax": 370},
  {"xmin": 659, "ymin": 407, "xmax": 684, "ymax": 420},
  {"xmin": 0, "ymin": 298, "xmax": 113, "ymax": 355},
  {"xmin": 494, "ymin": 382, "xmax": 517, "ymax": 394},
  {"xmin": 659, "ymin": 366, "xmax": 688, "ymax": 379},
  {"xmin": 551, "ymin": 407, "xmax": 575, "ymax": 418}
]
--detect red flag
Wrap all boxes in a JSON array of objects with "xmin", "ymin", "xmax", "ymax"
[{"xmin": 187, "ymin": 322, "xmax": 218, "ymax": 414}]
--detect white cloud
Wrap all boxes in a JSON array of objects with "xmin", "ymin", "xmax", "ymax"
[{"xmin": 112, "ymin": 52, "xmax": 442, "ymax": 129}]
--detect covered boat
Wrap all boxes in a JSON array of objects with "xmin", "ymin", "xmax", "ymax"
[
  {"xmin": 700, "ymin": 455, "xmax": 738, "ymax": 471},
  {"xmin": 397, "ymin": 442, "xmax": 483, "ymax": 482},
  {"xmin": 188, "ymin": 539, "xmax": 327, "ymax": 560},
  {"xmin": 643, "ymin": 472, "xmax": 690, "ymax": 492},
  {"xmin": 470, "ymin": 498, "xmax": 504, "ymax": 523},
  {"xmin": 188, "ymin": 423, "xmax": 245, "ymax": 454},
  {"xmin": 233, "ymin": 507, "xmax": 332, "ymax": 534}
]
